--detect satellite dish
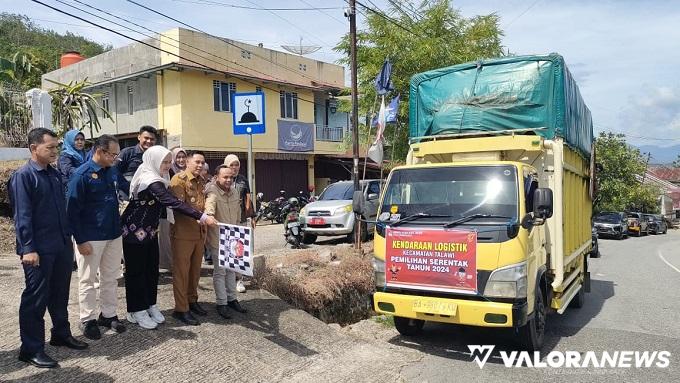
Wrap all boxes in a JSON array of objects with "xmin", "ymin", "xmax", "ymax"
[{"xmin": 281, "ymin": 37, "xmax": 321, "ymax": 56}]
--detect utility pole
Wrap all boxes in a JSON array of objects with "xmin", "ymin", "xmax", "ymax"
[
  {"xmin": 348, "ymin": 0, "xmax": 361, "ymax": 250},
  {"xmin": 641, "ymin": 152, "xmax": 652, "ymax": 184}
]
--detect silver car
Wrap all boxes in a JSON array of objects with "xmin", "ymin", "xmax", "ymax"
[{"xmin": 300, "ymin": 180, "xmax": 382, "ymax": 243}]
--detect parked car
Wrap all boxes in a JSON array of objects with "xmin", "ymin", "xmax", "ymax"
[
  {"xmin": 590, "ymin": 226, "xmax": 600, "ymax": 258},
  {"xmin": 626, "ymin": 212, "xmax": 649, "ymax": 236},
  {"xmin": 593, "ymin": 211, "xmax": 628, "ymax": 239},
  {"xmin": 299, "ymin": 179, "xmax": 383, "ymax": 243},
  {"xmin": 644, "ymin": 214, "xmax": 668, "ymax": 234}
]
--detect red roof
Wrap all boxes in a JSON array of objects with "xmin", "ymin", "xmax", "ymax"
[{"xmin": 649, "ymin": 166, "xmax": 680, "ymax": 183}]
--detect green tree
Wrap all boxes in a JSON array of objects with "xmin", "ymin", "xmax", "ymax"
[
  {"xmin": 334, "ymin": 0, "xmax": 504, "ymax": 162},
  {"xmin": 0, "ymin": 13, "xmax": 110, "ymax": 89},
  {"xmin": 47, "ymin": 79, "xmax": 112, "ymax": 138},
  {"xmin": 595, "ymin": 132, "xmax": 660, "ymax": 213}
]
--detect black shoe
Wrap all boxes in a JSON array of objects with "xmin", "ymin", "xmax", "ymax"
[
  {"xmin": 18, "ymin": 350, "xmax": 59, "ymax": 368},
  {"xmin": 49, "ymin": 335, "xmax": 88, "ymax": 350},
  {"xmin": 227, "ymin": 300, "xmax": 248, "ymax": 313},
  {"xmin": 172, "ymin": 311, "xmax": 200, "ymax": 326},
  {"xmin": 216, "ymin": 305, "xmax": 232, "ymax": 319},
  {"xmin": 82, "ymin": 319, "xmax": 101, "ymax": 340},
  {"xmin": 97, "ymin": 314, "xmax": 127, "ymax": 333},
  {"xmin": 189, "ymin": 302, "xmax": 208, "ymax": 316}
]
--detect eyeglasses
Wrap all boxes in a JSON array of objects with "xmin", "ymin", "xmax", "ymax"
[{"xmin": 103, "ymin": 149, "xmax": 120, "ymax": 159}]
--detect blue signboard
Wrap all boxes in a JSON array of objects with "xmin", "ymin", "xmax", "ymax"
[{"xmin": 232, "ymin": 92, "xmax": 265, "ymax": 135}]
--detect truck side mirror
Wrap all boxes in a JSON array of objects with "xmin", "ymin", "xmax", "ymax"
[
  {"xmin": 352, "ymin": 190, "xmax": 364, "ymax": 214},
  {"xmin": 533, "ymin": 188, "xmax": 553, "ymax": 219},
  {"xmin": 368, "ymin": 193, "xmax": 379, "ymax": 200}
]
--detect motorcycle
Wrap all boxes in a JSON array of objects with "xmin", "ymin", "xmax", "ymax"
[
  {"xmin": 283, "ymin": 197, "xmax": 303, "ymax": 248},
  {"xmin": 255, "ymin": 190, "xmax": 287, "ymax": 224}
]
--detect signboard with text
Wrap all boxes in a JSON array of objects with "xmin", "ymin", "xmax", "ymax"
[{"xmin": 385, "ymin": 227, "xmax": 477, "ymax": 294}]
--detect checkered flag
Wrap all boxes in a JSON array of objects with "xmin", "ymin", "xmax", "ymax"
[{"xmin": 218, "ymin": 223, "xmax": 253, "ymax": 277}]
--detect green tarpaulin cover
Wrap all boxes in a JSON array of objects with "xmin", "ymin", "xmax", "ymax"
[{"xmin": 409, "ymin": 54, "xmax": 594, "ymax": 156}]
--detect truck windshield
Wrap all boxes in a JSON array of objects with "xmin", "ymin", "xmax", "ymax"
[{"xmin": 381, "ymin": 165, "xmax": 519, "ymax": 221}]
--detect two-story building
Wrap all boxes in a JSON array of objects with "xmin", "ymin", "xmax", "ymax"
[{"xmin": 42, "ymin": 28, "xmax": 354, "ymax": 199}]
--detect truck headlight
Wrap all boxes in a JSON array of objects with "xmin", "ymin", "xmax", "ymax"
[
  {"xmin": 373, "ymin": 257, "xmax": 385, "ymax": 287},
  {"xmin": 484, "ymin": 262, "xmax": 527, "ymax": 299},
  {"xmin": 333, "ymin": 204, "xmax": 352, "ymax": 215}
]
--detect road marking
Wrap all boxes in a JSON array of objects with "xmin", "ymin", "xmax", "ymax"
[{"xmin": 658, "ymin": 251, "xmax": 680, "ymax": 274}]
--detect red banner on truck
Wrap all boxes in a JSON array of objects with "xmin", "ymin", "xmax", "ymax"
[{"xmin": 385, "ymin": 228, "xmax": 477, "ymax": 294}]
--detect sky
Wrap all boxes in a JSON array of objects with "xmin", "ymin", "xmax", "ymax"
[{"xmin": 2, "ymin": 0, "xmax": 680, "ymax": 154}]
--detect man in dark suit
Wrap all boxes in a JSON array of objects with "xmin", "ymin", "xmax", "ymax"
[{"xmin": 9, "ymin": 128, "xmax": 88, "ymax": 368}]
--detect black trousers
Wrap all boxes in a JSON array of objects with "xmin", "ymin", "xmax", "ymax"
[
  {"xmin": 19, "ymin": 247, "xmax": 73, "ymax": 354},
  {"xmin": 123, "ymin": 240, "xmax": 159, "ymax": 313}
]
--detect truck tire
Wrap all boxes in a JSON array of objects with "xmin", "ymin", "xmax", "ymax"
[
  {"xmin": 394, "ymin": 316, "xmax": 424, "ymax": 336},
  {"xmin": 518, "ymin": 288, "xmax": 546, "ymax": 351},
  {"xmin": 302, "ymin": 233, "xmax": 317, "ymax": 244}
]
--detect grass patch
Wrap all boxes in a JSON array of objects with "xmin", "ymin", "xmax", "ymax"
[{"xmin": 372, "ymin": 314, "xmax": 395, "ymax": 328}]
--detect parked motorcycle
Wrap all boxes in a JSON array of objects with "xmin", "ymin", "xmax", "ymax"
[
  {"xmin": 283, "ymin": 197, "xmax": 303, "ymax": 248},
  {"xmin": 255, "ymin": 190, "xmax": 287, "ymax": 224}
]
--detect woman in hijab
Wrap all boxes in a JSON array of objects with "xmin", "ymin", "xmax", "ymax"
[
  {"xmin": 121, "ymin": 146, "xmax": 217, "ymax": 330},
  {"xmin": 169, "ymin": 147, "xmax": 187, "ymax": 178},
  {"xmin": 160, "ymin": 146, "xmax": 187, "ymax": 270},
  {"xmin": 58, "ymin": 129, "xmax": 86, "ymax": 189}
]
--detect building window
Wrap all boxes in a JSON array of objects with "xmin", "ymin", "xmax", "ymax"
[
  {"xmin": 213, "ymin": 80, "xmax": 236, "ymax": 112},
  {"xmin": 241, "ymin": 50, "xmax": 251, "ymax": 59},
  {"xmin": 101, "ymin": 92, "xmax": 110, "ymax": 116},
  {"xmin": 298, "ymin": 63, "xmax": 307, "ymax": 71},
  {"xmin": 280, "ymin": 91, "xmax": 298, "ymax": 119},
  {"xmin": 127, "ymin": 85, "xmax": 134, "ymax": 115}
]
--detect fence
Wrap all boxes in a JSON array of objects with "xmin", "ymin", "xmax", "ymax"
[
  {"xmin": 315, "ymin": 125, "xmax": 344, "ymax": 142},
  {"xmin": 0, "ymin": 88, "xmax": 30, "ymax": 148}
]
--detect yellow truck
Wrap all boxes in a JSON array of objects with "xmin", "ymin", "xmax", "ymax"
[{"xmin": 362, "ymin": 54, "xmax": 594, "ymax": 351}]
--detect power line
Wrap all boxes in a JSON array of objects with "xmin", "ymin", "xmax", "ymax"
[
  {"xmin": 350, "ymin": 0, "xmax": 424, "ymax": 38},
  {"xmin": 503, "ymin": 0, "xmax": 542, "ymax": 28},
  {"xmin": 123, "ymin": 0, "xmax": 336, "ymax": 84},
  {"xmin": 170, "ymin": 0, "xmax": 344, "ymax": 11},
  {"xmin": 297, "ymin": 0, "xmax": 347, "ymax": 26},
  {"xmin": 67, "ymin": 0, "xmax": 314, "ymax": 84},
  {"xmin": 237, "ymin": 0, "xmax": 333, "ymax": 47},
  {"xmin": 29, "ymin": 0, "xmax": 327, "ymax": 108}
]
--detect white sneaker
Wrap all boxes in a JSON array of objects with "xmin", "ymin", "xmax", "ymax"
[
  {"xmin": 127, "ymin": 310, "xmax": 158, "ymax": 330},
  {"xmin": 236, "ymin": 280, "xmax": 246, "ymax": 293},
  {"xmin": 146, "ymin": 305, "xmax": 165, "ymax": 324}
]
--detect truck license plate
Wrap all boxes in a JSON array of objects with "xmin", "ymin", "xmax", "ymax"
[
  {"xmin": 311, "ymin": 218, "xmax": 325, "ymax": 225},
  {"xmin": 412, "ymin": 299, "xmax": 457, "ymax": 316}
]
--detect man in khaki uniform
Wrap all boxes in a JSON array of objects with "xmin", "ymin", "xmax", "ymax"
[
  {"xmin": 169, "ymin": 151, "xmax": 208, "ymax": 326},
  {"xmin": 205, "ymin": 165, "xmax": 248, "ymax": 319}
]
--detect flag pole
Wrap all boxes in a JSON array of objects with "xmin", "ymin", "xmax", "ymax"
[{"xmin": 362, "ymin": 93, "xmax": 379, "ymax": 180}]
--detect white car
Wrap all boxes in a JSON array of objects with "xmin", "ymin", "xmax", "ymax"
[{"xmin": 299, "ymin": 180, "xmax": 382, "ymax": 243}]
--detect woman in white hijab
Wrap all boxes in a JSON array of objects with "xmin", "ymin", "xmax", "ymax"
[
  {"xmin": 121, "ymin": 146, "xmax": 217, "ymax": 330},
  {"xmin": 160, "ymin": 146, "xmax": 186, "ymax": 270}
]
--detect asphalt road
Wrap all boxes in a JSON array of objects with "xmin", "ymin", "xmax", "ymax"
[{"xmin": 395, "ymin": 229, "xmax": 680, "ymax": 382}]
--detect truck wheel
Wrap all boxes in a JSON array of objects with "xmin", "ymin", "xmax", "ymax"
[
  {"xmin": 302, "ymin": 234, "xmax": 317, "ymax": 244},
  {"xmin": 394, "ymin": 316, "xmax": 424, "ymax": 336},
  {"xmin": 518, "ymin": 288, "xmax": 546, "ymax": 351}
]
